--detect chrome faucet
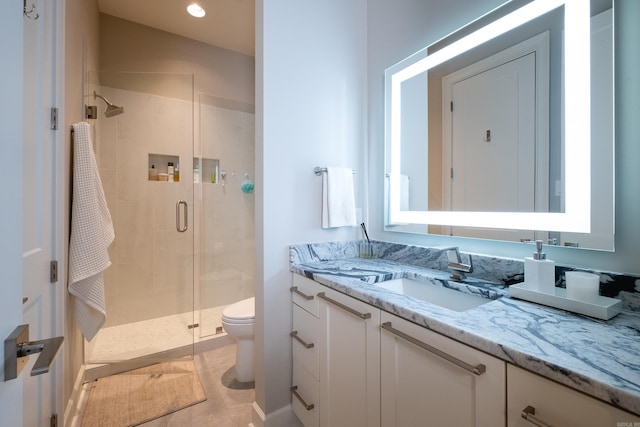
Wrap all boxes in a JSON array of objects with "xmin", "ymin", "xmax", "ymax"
[{"xmin": 444, "ymin": 247, "xmax": 473, "ymax": 281}]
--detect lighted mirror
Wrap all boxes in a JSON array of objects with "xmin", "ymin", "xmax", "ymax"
[{"xmin": 384, "ymin": 0, "xmax": 614, "ymax": 251}]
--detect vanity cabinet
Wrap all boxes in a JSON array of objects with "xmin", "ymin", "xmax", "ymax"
[
  {"xmin": 291, "ymin": 274, "xmax": 640, "ymax": 426},
  {"xmin": 380, "ymin": 311, "xmax": 506, "ymax": 427},
  {"xmin": 507, "ymin": 364, "xmax": 640, "ymax": 426},
  {"xmin": 291, "ymin": 274, "xmax": 380, "ymax": 427},
  {"xmin": 317, "ymin": 285, "xmax": 381, "ymax": 427}
]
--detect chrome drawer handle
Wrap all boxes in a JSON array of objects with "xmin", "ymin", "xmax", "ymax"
[
  {"xmin": 291, "ymin": 385, "xmax": 315, "ymax": 411},
  {"xmin": 290, "ymin": 286, "xmax": 314, "ymax": 300},
  {"xmin": 290, "ymin": 331, "xmax": 314, "ymax": 349},
  {"xmin": 381, "ymin": 322, "xmax": 486, "ymax": 376},
  {"xmin": 521, "ymin": 405, "xmax": 553, "ymax": 427},
  {"xmin": 317, "ymin": 292, "xmax": 371, "ymax": 319}
]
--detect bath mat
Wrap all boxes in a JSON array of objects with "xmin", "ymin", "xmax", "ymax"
[{"xmin": 81, "ymin": 360, "xmax": 206, "ymax": 426}]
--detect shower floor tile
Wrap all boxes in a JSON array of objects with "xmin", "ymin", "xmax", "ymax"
[{"xmin": 86, "ymin": 305, "xmax": 226, "ymax": 362}]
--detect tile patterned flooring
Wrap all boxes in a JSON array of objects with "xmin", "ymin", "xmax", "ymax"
[
  {"xmin": 81, "ymin": 343, "xmax": 255, "ymax": 427},
  {"xmin": 139, "ymin": 343, "xmax": 254, "ymax": 427}
]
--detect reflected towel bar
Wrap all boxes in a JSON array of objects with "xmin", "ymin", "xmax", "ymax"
[{"xmin": 314, "ymin": 167, "xmax": 355, "ymax": 176}]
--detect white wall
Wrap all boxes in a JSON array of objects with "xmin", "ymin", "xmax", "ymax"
[
  {"xmin": 256, "ymin": 0, "xmax": 367, "ymax": 422},
  {"xmin": 368, "ymin": 0, "xmax": 640, "ymax": 275}
]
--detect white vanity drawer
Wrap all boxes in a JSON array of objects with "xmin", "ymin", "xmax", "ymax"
[
  {"xmin": 292, "ymin": 274, "xmax": 321, "ymax": 317},
  {"xmin": 292, "ymin": 359, "xmax": 319, "ymax": 427},
  {"xmin": 507, "ymin": 364, "xmax": 640, "ymax": 426},
  {"xmin": 292, "ymin": 303, "xmax": 319, "ymax": 380}
]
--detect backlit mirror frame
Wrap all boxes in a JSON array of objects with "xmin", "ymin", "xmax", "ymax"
[{"xmin": 386, "ymin": 0, "xmax": 591, "ymax": 233}]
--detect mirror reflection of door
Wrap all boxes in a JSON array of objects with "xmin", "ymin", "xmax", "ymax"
[{"xmin": 441, "ymin": 33, "xmax": 550, "ymax": 242}]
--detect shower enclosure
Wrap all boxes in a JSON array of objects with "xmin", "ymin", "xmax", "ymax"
[{"xmin": 84, "ymin": 71, "xmax": 255, "ymax": 375}]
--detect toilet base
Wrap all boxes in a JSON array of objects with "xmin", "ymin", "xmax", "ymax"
[{"xmin": 233, "ymin": 338, "xmax": 254, "ymax": 383}]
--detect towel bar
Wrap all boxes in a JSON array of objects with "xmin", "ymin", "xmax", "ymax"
[{"xmin": 314, "ymin": 167, "xmax": 355, "ymax": 176}]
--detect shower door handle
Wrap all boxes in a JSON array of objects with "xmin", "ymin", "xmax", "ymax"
[{"xmin": 176, "ymin": 200, "xmax": 188, "ymax": 232}]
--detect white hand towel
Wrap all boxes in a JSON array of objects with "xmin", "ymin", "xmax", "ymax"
[
  {"xmin": 400, "ymin": 174, "xmax": 410, "ymax": 211},
  {"xmin": 322, "ymin": 166, "xmax": 357, "ymax": 228},
  {"xmin": 68, "ymin": 122, "xmax": 115, "ymax": 341}
]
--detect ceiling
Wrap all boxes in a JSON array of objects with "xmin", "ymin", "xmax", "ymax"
[{"xmin": 97, "ymin": 0, "xmax": 255, "ymax": 57}]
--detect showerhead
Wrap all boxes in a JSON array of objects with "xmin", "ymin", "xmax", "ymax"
[
  {"xmin": 104, "ymin": 104, "xmax": 125, "ymax": 117},
  {"xmin": 94, "ymin": 91, "xmax": 125, "ymax": 118}
]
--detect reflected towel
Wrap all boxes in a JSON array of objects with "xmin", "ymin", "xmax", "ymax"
[
  {"xmin": 400, "ymin": 174, "xmax": 410, "ymax": 211},
  {"xmin": 68, "ymin": 122, "xmax": 115, "ymax": 341},
  {"xmin": 322, "ymin": 166, "xmax": 357, "ymax": 229}
]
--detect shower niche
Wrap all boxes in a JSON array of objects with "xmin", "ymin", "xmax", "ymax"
[
  {"xmin": 196, "ymin": 158, "xmax": 220, "ymax": 184},
  {"xmin": 148, "ymin": 153, "xmax": 180, "ymax": 181}
]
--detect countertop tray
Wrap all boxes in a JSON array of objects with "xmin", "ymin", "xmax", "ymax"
[{"xmin": 509, "ymin": 282, "xmax": 622, "ymax": 320}]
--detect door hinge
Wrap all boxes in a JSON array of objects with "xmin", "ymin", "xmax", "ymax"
[
  {"xmin": 450, "ymin": 168, "xmax": 454, "ymax": 179},
  {"xmin": 50, "ymin": 413, "xmax": 58, "ymax": 427},
  {"xmin": 187, "ymin": 323, "xmax": 199, "ymax": 329},
  {"xmin": 50, "ymin": 107, "xmax": 58, "ymax": 130},
  {"xmin": 50, "ymin": 261, "xmax": 58, "ymax": 283},
  {"xmin": 450, "ymin": 101, "xmax": 453, "ymax": 112}
]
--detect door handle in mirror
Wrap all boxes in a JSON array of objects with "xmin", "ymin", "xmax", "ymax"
[{"xmin": 4, "ymin": 324, "xmax": 64, "ymax": 381}]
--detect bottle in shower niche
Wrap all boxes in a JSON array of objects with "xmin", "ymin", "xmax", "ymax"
[
  {"xmin": 193, "ymin": 164, "xmax": 200, "ymax": 183},
  {"xmin": 168, "ymin": 162, "xmax": 175, "ymax": 182},
  {"xmin": 174, "ymin": 163, "xmax": 180, "ymax": 182},
  {"xmin": 148, "ymin": 164, "xmax": 158, "ymax": 181}
]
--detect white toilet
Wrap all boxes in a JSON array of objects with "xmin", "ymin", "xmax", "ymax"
[{"xmin": 222, "ymin": 297, "xmax": 255, "ymax": 383}]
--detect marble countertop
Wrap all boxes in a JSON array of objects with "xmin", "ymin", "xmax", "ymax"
[{"xmin": 290, "ymin": 257, "xmax": 640, "ymax": 416}]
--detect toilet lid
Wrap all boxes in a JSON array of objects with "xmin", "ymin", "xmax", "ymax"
[{"xmin": 222, "ymin": 297, "xmax": 255, "ymax": 320}]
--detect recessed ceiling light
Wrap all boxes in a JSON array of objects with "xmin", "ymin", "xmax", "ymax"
[{"xmin": 187, "ymin": 3, "xmax": 206, "ymax": 18}]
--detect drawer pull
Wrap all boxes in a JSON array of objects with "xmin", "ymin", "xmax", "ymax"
[
  {"xmin": 317, "ymin": 292, "xmax": 371, "ymax": 319},
  {"xmin": 381, "ymin": 322, "xmax": 486, "ymax": 376},
  {"xmin": 290, "ymin": 331, "xmax": 314, "ymax": 349},
  {"xmin": 291, "ymin": 385, "xmax": 315, "ymax": 410},
  {"xmin": 521, "ymin": 405, "xmax": 553, "ymax": 427},
  {"xmin": 290, "ymin": 286, "xmax": 314, "ymax": 300}
]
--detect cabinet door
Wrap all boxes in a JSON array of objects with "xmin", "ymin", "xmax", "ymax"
[
  {"xmin": 508, "ymin": 364, "xmax": 640, "ymax": 426},
  {"xmin": 380, "ymin": 312, "xmax": 505, "ymax": 427},
  {"xmin": 318, "ymin": 286, "xmax": 380, "ymax": 427}
]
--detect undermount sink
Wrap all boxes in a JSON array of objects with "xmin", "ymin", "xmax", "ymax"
[{"xmin": 374, "ymin": 278, "xmax": 492, "ymax": 312}]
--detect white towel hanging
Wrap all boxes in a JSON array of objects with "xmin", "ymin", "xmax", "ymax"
[
  {"xmin": 322, "ymin": 166, "xmax": 357, "ymax": 229},
  {"xmin": 68, "ymin": 122, "xmax": 115, "ymax": 341}
]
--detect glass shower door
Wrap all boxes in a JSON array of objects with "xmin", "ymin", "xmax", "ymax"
[
  {"xmin": 84, "ymin": 72, "xmax": 196, "ymax": 367},
  {"xmin": 196, "ymin": 94, "xmax": 256, "ymax": 340}
]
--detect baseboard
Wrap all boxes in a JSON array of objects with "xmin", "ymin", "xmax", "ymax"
[
  {"xmin": 63, "ymin": 364, "xmax": 86, "ymax": 427},
  {"xmin": 251, "ymin": 401, "xmax": 302, "ymax": 427}
]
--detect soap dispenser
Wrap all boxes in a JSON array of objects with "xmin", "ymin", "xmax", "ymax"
[{"xmin": 525, "ymin": 240, "xmax": 556, "ymax": 294}]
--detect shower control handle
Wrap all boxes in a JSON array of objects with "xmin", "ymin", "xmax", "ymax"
[{"xmin": 176, "ymin": 200, "xmax": 188, "ymax": 232}]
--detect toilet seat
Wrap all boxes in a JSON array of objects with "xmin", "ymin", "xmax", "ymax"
[
  {"xmin": 222, "ymin": 316, "xmax": 254, "ymax": 325},
  {"xmin": 222, "ymin": 297, "xmax": 255, "ymax": 323}
]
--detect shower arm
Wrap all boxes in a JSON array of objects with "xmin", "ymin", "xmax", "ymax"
[{"xmin": 94, "ymin": 91, "xmax": 114, "ymax": 107}]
